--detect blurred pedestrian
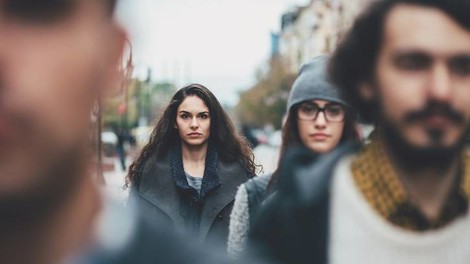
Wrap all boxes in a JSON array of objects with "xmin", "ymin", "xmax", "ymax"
[
  {"xmin": 241, "ymin": 124, "xmax": 259, "ymax": 149},
  {"xmin": 126, "ymin": 84, "xmax": 258, "ymax": 247},
  {"xmin": 227, "ymin": 55, "xmax": 360, "ymax": 257},
  {"xmin": 0, "ymin": 1, "xmax": 234, "ymax": 263},
  {"xmin": 249, "ymin": 1, "xmax": 470, "ymax": 263},
  {"xmin": 114, "ymin": 127, "xmax": 135, "ymax": 171}
]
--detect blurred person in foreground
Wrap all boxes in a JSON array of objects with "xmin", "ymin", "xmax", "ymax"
[
  {"xmin": 248, "ymin": 0, "xmax": 470, "ymax": 263},
  {"xmin": 0, "ymin": 1, "xmax": 231, "ymax": 263},
  {"xmin": 227, "ymin": 55, "xmax": 360, "ymax": 258},
  {"xmin": 126, "ymin": 84, "xmax": 257, "ymax": 248}
]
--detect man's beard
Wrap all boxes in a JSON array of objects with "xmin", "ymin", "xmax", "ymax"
[
  {"xmin": 379, "ymin": 101, "xmax": 467, "ymax": 173},
  {"xmin": 0, "ymin": 138, "xmax": 88, "ymax": 228}
]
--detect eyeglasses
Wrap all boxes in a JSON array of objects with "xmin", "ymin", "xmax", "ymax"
[{"xmin": 297, "ymin": 103, "xmax": 345, "ymax": 122}]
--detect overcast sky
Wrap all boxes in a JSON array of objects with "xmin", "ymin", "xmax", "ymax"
[{"xmin": 116, "ymin": 0, "xmax": 309, "ymax": 106}]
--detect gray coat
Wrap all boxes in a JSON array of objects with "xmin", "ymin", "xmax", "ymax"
[{"xmin": 128, "ymin": 152, "xmax": 250, "ymax": 246}]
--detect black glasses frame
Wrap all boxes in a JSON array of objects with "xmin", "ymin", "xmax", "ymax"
[{"xmin": 297, "ymin": 104, "xmax": 346, "ymax": 123}]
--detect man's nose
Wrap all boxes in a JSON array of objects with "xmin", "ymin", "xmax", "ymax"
[{"xmin": 427, "ymin": 63, "xmax": 452, "ymax": 103}]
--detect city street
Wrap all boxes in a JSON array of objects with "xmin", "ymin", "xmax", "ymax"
[{"xmin": 254, "ymin": 144, "xmax": 280, "ymax": 175}]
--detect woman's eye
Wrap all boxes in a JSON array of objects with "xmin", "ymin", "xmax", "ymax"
[
  {"xmin": 198, "ymin": 114, "xmax": 209, "ymax": 119},
  {"xmin": 181, "ymin": 114, "xmax": 190, "ymax": 119},
  {"xmin": 326, "ymin": 106, "xmax": 343, "ymax": 116},
  {"xmin": 301, "ymin": 105, "xmax": 317, "ymax": 113}
]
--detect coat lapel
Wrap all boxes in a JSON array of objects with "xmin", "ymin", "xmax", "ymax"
[
  {"xmin": 138, "ymin": 153, "xmax": 186, "ymax": 228},
  {"xmin": 198, "ymin": 159, "xmax": 249, "ymax": 241},
  {"xmin": 137, "ymin": 150, "xmax": 250, "ymax": 243}
]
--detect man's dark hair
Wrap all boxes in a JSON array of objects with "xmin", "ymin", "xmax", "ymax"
[{"xmin": 329, "ymin": 0, "xmax": 470, "ymax": 124}]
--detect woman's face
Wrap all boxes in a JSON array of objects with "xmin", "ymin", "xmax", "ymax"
[
  {"xmin": 176, "ymin": 95, "xmax": 211, "ymax": 148},
  {"xmin": 297, "ymin": 100, "xmax": 345, "ymax": 154}
]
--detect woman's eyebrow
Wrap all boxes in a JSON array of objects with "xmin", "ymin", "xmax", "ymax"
[
  {"xmin": 325, "ymin": 103, "xmax": 341, "ymax": 107},
  {"xmin": 178, "ymin": 110, "xmax": 209, "ymax": 114}
]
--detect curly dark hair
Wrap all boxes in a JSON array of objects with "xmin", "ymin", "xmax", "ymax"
[
  {"xmin": 329, "ymin": 0, "xmax": 470, "ymax": 124},
  {"xmin": 125, "ymin": 83, "xmax": 258, "ymax": 188}
]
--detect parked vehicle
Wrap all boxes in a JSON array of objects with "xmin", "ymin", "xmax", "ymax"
[{"xmin": 101, "ymin": 131, "xmax": 118, "ymax": 157}]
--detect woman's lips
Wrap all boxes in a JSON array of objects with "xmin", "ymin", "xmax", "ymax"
[
  {"xmin": 310, "ymin": 133, "xmax": 329, "ymax": 140},
  {"xmin": 187, "ymin": 132, "xmax": 202, "ymax": 137}
]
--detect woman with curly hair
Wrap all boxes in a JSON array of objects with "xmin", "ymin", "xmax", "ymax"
[{"xmin": 125, "ymin": 83, "xmax": 257, "ymax": 247}]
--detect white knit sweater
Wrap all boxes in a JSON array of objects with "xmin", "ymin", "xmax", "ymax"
[
  {"xmin": 329, "ymin": 156, "xmax": 470, "ymax": 264},
  {"xmin": 227, "ymin": 184, "xmax": 250, "ymax": 258}
]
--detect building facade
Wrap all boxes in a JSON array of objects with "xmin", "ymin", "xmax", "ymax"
[{"xmin": 278, "ymin": 0, "xmax": 371, "ymax": 74}]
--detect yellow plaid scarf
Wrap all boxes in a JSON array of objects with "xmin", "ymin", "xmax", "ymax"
[{"xmin": 351, "ymin": 136, "xmax": 470, "ymax": 231}]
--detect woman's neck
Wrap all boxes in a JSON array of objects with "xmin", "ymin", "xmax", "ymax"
[{"xmin": 181, "ymin": 142, "xmax": 208, "ymax": 177}]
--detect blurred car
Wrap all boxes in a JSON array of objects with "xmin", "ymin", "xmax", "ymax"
[{"xmin": 101, "ymin": 131, "xmax": 118, "ymax": 157}]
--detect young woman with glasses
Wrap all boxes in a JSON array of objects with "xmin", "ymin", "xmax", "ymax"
[{"xmin": 227, "ymin": 55, "xmax": 360, "ymax": 257}]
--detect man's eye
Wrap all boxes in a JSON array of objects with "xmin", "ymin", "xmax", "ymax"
[
  {"xmin": 4, "ymin": 0, "xmax": 74, "ymax": 23},
  {"xmin": 449, "ymin": 57, "xmax": 470, "ymax": 77},
  {"xmin": 395, "ymin": 54, "xmax": 431, "ymax": 71}
]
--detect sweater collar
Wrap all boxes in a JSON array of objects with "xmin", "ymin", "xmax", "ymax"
[
  {"xmin": 351, "ymin": 135, "xmax": 470, "ymax": 231},
  {"xmin": 170, "ymin": 143, "xmax": 221, "ymax": 199}
]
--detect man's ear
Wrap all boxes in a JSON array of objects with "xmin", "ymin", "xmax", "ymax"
[
  {"xmin": 100, "ymin": 24, "xmax": 128, "ymax": 98},
  {"xmin": 359, "ymin": 82, "xmax": 376, "ymax": 102}
]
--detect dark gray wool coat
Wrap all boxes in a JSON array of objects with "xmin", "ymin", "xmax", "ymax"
[{"xmin": 128, "ymin": 148, "xmax": 250, "ymax": 247}]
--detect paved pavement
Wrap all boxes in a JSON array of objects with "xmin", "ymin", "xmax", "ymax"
[
  {"xmin": 101, "ymin": 157, "xmax": 130, "ymax": 204},
  {"xmin": 253, "ymin": 144, "xmax": 280, "ymax": 175}
]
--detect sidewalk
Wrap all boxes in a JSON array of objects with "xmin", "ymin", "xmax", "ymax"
[{"xmin": 100, "ymin": 157, "xmax": 130, "ymax": 204}]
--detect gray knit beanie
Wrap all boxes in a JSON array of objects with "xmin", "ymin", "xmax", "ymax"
[{"xmin": 286, "ymin": 55, "xmax": 346, "ymax": 113}]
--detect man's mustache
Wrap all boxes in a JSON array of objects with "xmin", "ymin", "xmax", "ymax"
[{"xmin": 404, "ymin": 101, "xmax": 464, "ymax": 125}]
